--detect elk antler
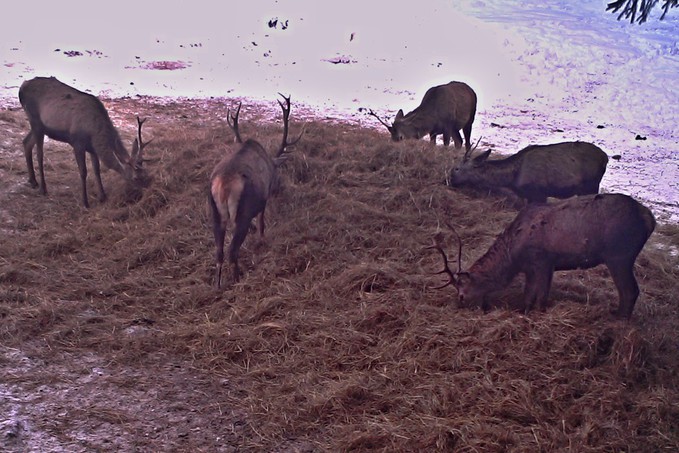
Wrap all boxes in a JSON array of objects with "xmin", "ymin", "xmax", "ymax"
[
  {"xmin": 133, "ymin": 116, "xmax": 152, "ymax": 165},
  {"xmin": 462, "ymin": 136, "xmax": 482, "ymax": 162},
  {"xmin": 445, "ymin": 221, "xmax": 463, "ymax": 274},
  {"xmin": 427, "ymin": 222, "xmax": 463, "ymax": 289},
  {"xmin": 427, "ymin": 235, "xmax": 457, "ymax": 289},
  {"xmin": 367, "ymin": 108, "xmax": 392, "ymax": 130},
  {"xmin": 226, "ymin": 103, "xmax": 243, "ymax": 144},
  {"xmin": 276, "ymin": 93, "xmax": 305, "ymax": 157}
]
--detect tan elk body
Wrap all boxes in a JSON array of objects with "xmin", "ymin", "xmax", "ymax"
[
  {"xmin": 431, "ymin": 193, "xmax": 655, "ymax": 319},
  {"xmin": 209, "ymin": 95, "xmax": 303, "ymax": 287},
  {"xmin": 369, "ymin": 81, "xmax": 477, "ymax": 149},
  {"xmin": 447, "ymin": 141, "xmax": 609, "ymax": 203},
  {"xmin": 19, "ymin": 76, "xmax": 150, "ymax": 207}
]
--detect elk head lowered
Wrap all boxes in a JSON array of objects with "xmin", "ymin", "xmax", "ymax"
[
  {"xmin": 19, "ymin": 76, "xmax": 151, "ymax": 208},
  {"xmin": 209, "ymin": 94, "xmax": 305, "ymax": 287},
  {"xmin": 447, "ymin": 141, "xmax": 609, "ymax": 203},
  {"xmin": 368, "ymin": 81, "xmax": 477, "ymax": 149},
  {"xmin": 430, "ymin": 194, "xmax": 656, "ymax": 319}
]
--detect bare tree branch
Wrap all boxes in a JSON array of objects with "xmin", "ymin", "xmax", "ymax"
[{"xmin": 607, "ymin": 0, "xmax": 678, "ymax": 24}]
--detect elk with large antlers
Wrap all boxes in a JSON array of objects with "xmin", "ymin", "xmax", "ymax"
[
  {"xmin": 209, "ymin": 94, "xmax": 304, "ymax": 287},
  {"xmin": 430, "ymin": 193, "xmax": 655, "ymax": 319},
  {"xmin": 19, "ymin": 76, "xmax": 151, "ymax": 208},
  {"xmin": 368, "ymin": 81, "xmax": 477, "ymax": 149}
]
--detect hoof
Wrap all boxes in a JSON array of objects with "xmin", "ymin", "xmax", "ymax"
[{"xmin": 611, "ymin": 307, "xmax": 633, "ymax": 320}]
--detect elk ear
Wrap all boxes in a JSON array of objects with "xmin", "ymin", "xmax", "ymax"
[
  {"xmin": 473, "ymin": 150, "xmax": 491, "ymax": 164},
  {"xmin": 273, "ymin": 155, "xmax": 289, "ymax": 167},
  {"xmin": 453, "ymin": 272, "xmax": 469, "ymax": 287},
  {"xmin": 394, "ymin": 109, "xmax": 404, "ymax": 122}
]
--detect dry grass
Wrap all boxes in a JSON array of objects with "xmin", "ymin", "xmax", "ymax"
[{"xmin": 1, "ymin": 97, "xmax": 678, "ymax": 452}]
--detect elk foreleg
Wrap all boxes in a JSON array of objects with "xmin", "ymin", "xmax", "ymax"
[
  {"xmin": 258, "ymin": 208, "xmax": 266, "ymax": 238},
  {"xmin": 523, "ymin": 265, "xmax": 553, "ymax": 314},
  {"xmin": 606, "ymin": 259, "xmax": 640, "ymax": 319},
  {"xmin": 35, "ymin": 135, "xmax": 47, "ymax": 195},
  {"xmin": 72, "ymin": 145, "xmax": 90, "ymax": 208},
  {"xmin": 462, "ymin": 121, "xmax": 473, "ymax": 151},
  {"xmin": 451, "ymin": 129, "xmax": 463, "ymax": 149},
  {"xmin": 442, "ymin": 132, "xmax": 451, "ymax": 147},
  {"xmin": 89, "ymin": 152, "xmax": 107, "ymax": 202}
]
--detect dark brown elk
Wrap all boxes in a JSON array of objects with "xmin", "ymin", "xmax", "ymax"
[
  {"xmin": 209, "ymin": 94, "xmax": 304, "ymax": 287},
  {"xmin": 447, "ymin": 141, "xmax": 609, "ymax": 203},
  {"xmin": 430, "ymin": 193, "xmax": 655, "ymax": 319},
  {"xmin": 19, "ymin": 76, "xmax": 151, "ymax": 208},
  {"xmin": 447, "ymin": 142, "xmax": 608, "ymax": 203},
  {"xmin": 368, "ymin": 81, "xmax": 477, "ymax": 149}
]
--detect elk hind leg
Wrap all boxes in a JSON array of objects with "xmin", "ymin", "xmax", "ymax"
[
  {"xmin": 22, "ymin": 131, "xmax": 41, "ymax": 190},
  {"xmin": 607, "ymin": 259, "xmax": 639, "ymax": 319},
  {"xmin": 209, "ymin": 193, "xmax": 227, "ymax": 288},
  {"xmin": 228, "ymin": 219, "xmax": 250, "ymax": 282}
]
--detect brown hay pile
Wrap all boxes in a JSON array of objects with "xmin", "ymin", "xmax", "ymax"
[{"xmin": 1, "ymin": 97, "xmax": 678, "ymax": 451}]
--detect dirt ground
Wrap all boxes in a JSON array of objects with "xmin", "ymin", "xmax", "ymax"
[{"xmin": 1, "ymin": 96, "xmax": 678, "ymax": 452}]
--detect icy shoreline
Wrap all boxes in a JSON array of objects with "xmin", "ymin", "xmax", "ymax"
[{"xmin": 1, "ymin": 0, "xmax": 676, "ymax": 220}]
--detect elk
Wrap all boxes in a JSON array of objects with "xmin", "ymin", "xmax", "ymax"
[
  {"xmin": 430, "ymin": 193, "xmax": 656, "ymax": 319},
  {"xmin": 19, "ymin": 76, "xmax": 151, "ymax": 208},
  {"xmin": 368, "ymin": 81, "xmax": 477, "ymax": 149},
  {"xmin": 447, "ymin": 141, "xmax": 609, "ymax": 203},
  {"xmin": 209, "ymin": 94, "xmax": 304, "ymax": 287}
]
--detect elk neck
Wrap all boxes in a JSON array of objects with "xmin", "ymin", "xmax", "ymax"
[
  {"xmin": 398, "ymin": 109, "xmax": 434, "ymax": 136},
  {"xmin": 474, "ymin": 155, "xmax": 521, "ymax": 188},
  {"xmin": 92, "ymin": 127, "xmax": 135, "ymax": 177},
  {"xmin": 467, "ymin": 229, "xmax": 518, "ymax": 293}
]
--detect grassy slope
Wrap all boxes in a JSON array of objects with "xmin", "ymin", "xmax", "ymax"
[{"xmin": 1, "ymin": 97, "xmax": 678, "ymax": 451}]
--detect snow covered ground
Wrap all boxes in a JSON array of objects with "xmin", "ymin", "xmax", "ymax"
[{"xmin": 1, "ymin": 0, "xmax": 677, "ymax": 220}]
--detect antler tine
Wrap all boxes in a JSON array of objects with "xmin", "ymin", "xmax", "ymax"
[
  {"xmin": 427, "ymin": 222, "xmax": 465, "ymax": 289},
  {"xmin": 226, "ymin": 102, "xmax": 243, "ymax": 144},
  {"xmin": 462, "ymin": 136, "xmax": 482, "ymax": 162},
  {"xmin": 367, "ymin": 108, "xmax": 392, "ymax": 130},
  {"xmin": 444, "ymin": 221, "xmax": 463, "ymax": 274},
  {"xmin": 426, "ymin": 235, "xmax": 457, "ymax": 290},
  {"xmin": 134, "ymin": 116, "xmax": 152, "ymax": 162},
  {"xmin": 276, "ymin": 93, "xmax": 305, "ymax": 157}
]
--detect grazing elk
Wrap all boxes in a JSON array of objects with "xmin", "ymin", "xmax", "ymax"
[
  {"xmin": 368, "ymin": 81, "xmax": 477, "ymax": 149},
  {"xmin": 430, "ymin": 193, "xmax": 656, "ymax": 319},
  {"xmin": 19, "ymin": 76, "xmax": 151, "ymax": 208},
  {"xmin": 447, "ymin": 141, "xmax": 609, "ymax": 203},
  {"xmin": 209, "ymin": 94, "xmax": 304, "ymax": 287}
]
